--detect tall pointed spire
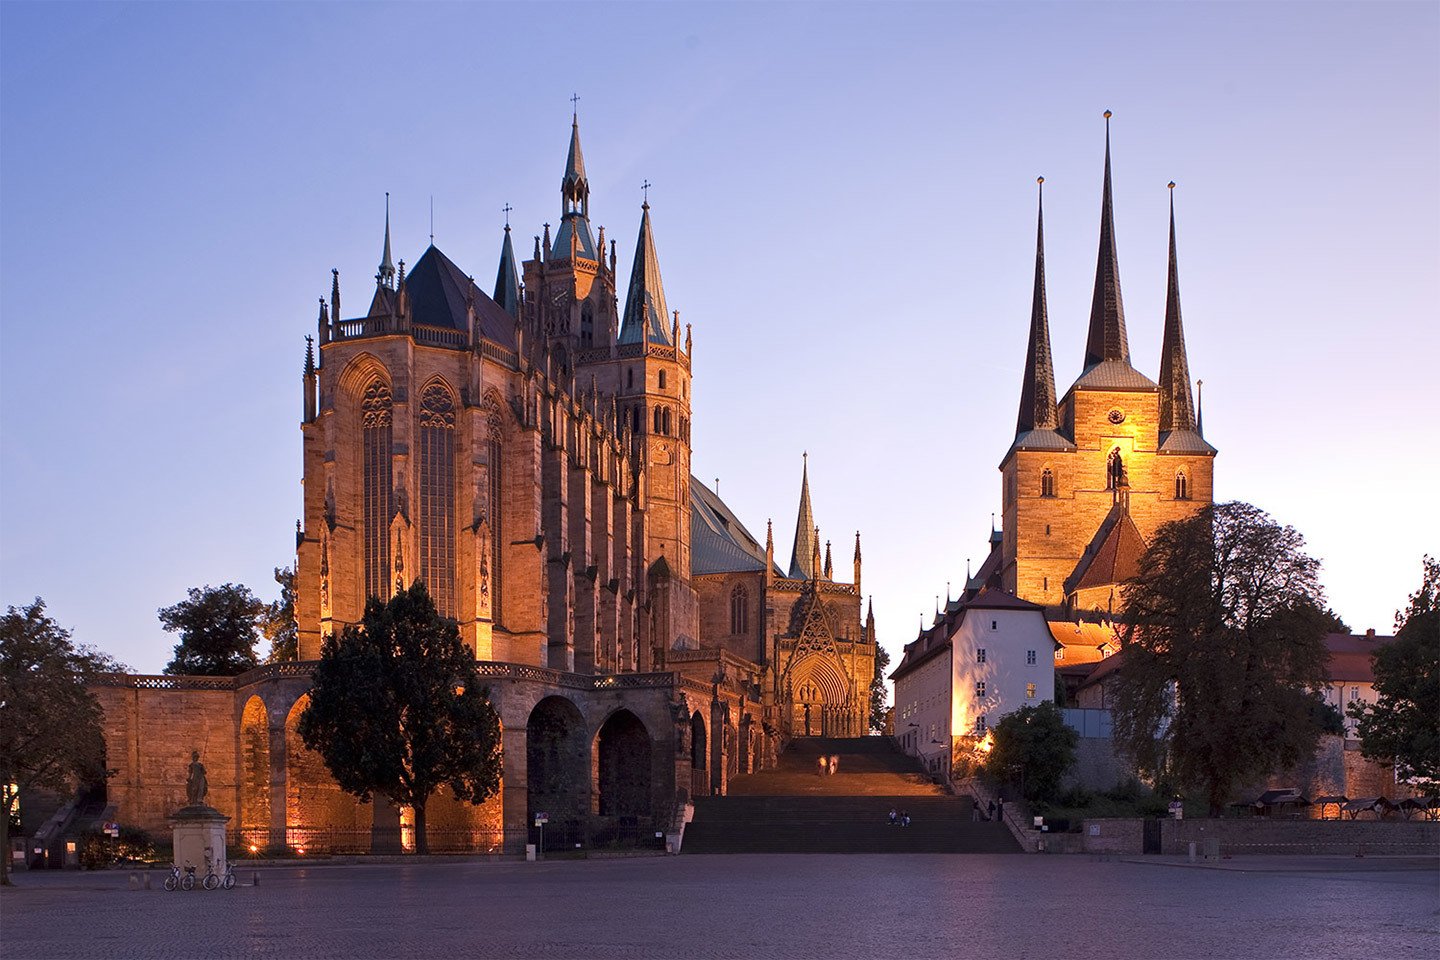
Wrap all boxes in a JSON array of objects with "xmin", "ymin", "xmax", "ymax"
[
  {"xmin": 619, "ymin": 200, "xmax": 673, "ymax": 345},
  {"xmin": 1159, "ymin": 182, "xmax": 1196, "ymax": 434},
  {"xmin": 552, "ymin": 112, "xmax": 596, "ymax": 260},
  {"xmin": 378, "ymin": 193, "xmax": 396, "ymax": 289},
  {"xmin": 1017, "ymin": 177, "xmax": 1059, "ymax": 435},
  {"xmin": 787, "ymin": 453, "xmax": 817, "ymax": 580},
  {"xmin": 1083, "ymin": 112, "xmax": 1130, "ymax": 370},
  {"xmin": 494, "ymin": 221, "xmax": 521, "ymax": 319}
]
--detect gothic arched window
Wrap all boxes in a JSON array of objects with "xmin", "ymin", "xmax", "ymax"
[
  {"xmin": 487, "ymin": 414, "xmax": 505, "ymax": 622},
  {"xmin": 580, "ymin": 304, "xmax": 594, "ymax": 348},
  {"xmin": 662, "ymin": 407, "xmax": 672, "ymax": 435},
  {"xmin": 1041, "ymin": 468, "xmax": 1055, "ymax": 498},
  {"xmin": 730, "ymin": 584, "xmax": 749, "ymax": 635},
  {"xmin": 1106, "ymin": 448, "xmax": 1125, "ymax": 490},
  {"xmin": 626, "ymin": 368, "xmax": 634, "ymax": 390},
  {"xmin": 418, "ymin": 382, "xmax": 457, "ymax": 617},
  {"xmin": 361, "ymin": 378, "xmax": 394, "ymax": 602},
  {"xmin": 653, "ymin": 406, "xmax": 663, "ymax": 434},
  {"xmin": 631, "ymin": 405, "xmax": 640, "ymax": 433},
  {"xmin": 658, "ymin": 370, "xmax": 667, "ymax": 390},
  {"xmin": 1175, "ymin": 471, "xmax": 1189, "ymax": 501}
]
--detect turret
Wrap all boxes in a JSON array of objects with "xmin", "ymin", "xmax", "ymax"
[
  {"xmin": 377, "ymin": 193, "xmax": 396, "ymax": 290},
  {"xmin": 1083, "ymin": 112, "xmax": 1129, "ymax": 371},
  {"xmin": 619, "ymin": 201, "xmax": 673, "ymax": 345}
]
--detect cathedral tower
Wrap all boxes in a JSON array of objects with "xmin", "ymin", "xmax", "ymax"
[{"xmin": 1000, "ymin": 115, "xmax": 1216, "ymax": 616}]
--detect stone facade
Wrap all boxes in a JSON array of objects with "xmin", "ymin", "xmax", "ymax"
[{"xmin": 89, "ymin": 117, "xmax": 876, "ymax": 853}]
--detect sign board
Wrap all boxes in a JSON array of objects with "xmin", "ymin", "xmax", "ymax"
[
  {"xmin": 534, "ymin": 813, "xmax": 549, "ymax": 826},
  {"xmin": 1088, "ymin": 824, "xmax": 1101, "ymax": 837}
]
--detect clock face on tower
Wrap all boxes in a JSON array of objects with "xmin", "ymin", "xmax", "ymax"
[{"xmin": 1108, "ymin": 408, "xmax": 1126, "ymax": 425}]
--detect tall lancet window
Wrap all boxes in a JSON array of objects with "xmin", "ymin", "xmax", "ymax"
[
  {"xmin": 1106, "ymin": 448, "xmax": 1125, "ymax": 490},
  {"xmin": 418, "ymin": 382, "xmax": 457, "ymax": 617},
  {"xmin": 1175, "ymin": 471, "xmax": 1189, "ymax": 501},
  {"xmin": 1041, "ymin": 468, "xmax": 1056, "ymax": 498},
  {"xmin": 730, "ymin": 585, "xmax": 749, "ymax": 635},
  {"xmin": 362, "ymin": 378, "xmax": 395, "ymax": 602},
  {"xmin": 487, "ymin": 412, "xmax": 504, "ymax": 623}
]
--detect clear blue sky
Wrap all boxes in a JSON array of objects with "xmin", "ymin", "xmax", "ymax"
[{"xmin": 2, "ymin": 2, "xmax": 1436, "ymax": 673}]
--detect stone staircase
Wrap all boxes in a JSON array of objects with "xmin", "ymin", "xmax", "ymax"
[{"xmin": 683, "ymin": 737, "xmax": 1020, "ymax": 854}]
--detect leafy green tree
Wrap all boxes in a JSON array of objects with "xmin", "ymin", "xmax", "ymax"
[
  {"xmin": 984, "ymin": 702, "xmax": 1078, "ymax": 802},
  {"xmin": 261, "ymin": 567, "xmax": 298, "ymax": 663},
  {"xmin": 1114, "ymin": 502, "xmax": 1333, "ymax": 815},
  {"xmin": 0, "ymin": 600, "xmax": 123, "ymax": 885},
  {"xmin": 159, "ymin": 583, "xmax": 263, "ymax": 676},
  {"xmin": 868, "ymin": 643, "xmax": 891, "ymax": 734},
  {"xmin": 1350, "ymin": 556, "xmax": 1440, "ymax": 790},
  {"xmin": 297, "ymin": 582, "xmax": 502, "ymax": 855}
]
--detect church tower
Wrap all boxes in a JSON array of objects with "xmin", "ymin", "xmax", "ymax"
[{"xmin": 1001, "ymin": 115, "xmax": 1216, "ymax": 616}]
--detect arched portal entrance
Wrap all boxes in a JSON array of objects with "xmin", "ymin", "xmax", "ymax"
[
  {"xmin": 240, "ymin": 696, "xmax": 270, "ymax": 850},
  {"xmin": 283, "ymin": 695, "xmax": 372, "ymax": 853},
  {"xmin": 525, "ymin": 696, "xmax": 587, "ymax": 850},
  {"xmin": 788, "ymin": 654, "xmax": 852, "ymax": 737},
  {"xmin": 689, "ymin": 710, "xmax": 708, "ymax": 797},
  {"xmin": 593, "ymin": 710, "xmax": 653, "ymax": 845}
]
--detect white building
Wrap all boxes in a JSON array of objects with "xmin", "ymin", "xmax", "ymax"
[{"xmin": 891, "ymin": 585, "xmax": 1057, "ymax": 777}]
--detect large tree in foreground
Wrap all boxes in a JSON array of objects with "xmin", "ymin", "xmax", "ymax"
[
  {"xmin": 0, "ymin": 601, "xmax": 121, "ymax": 885},
  {"xmin": 1350, "ymin": 556, "xmax": 1440, "ymax": 790},
  {"xmin": 985, "ymin": 701, "xmax": 1078, "ymax": 802},
  {"xmin": 159, "ymin": 583, "xmax": 263, "ymax": 676},
  {"xmin": 297, "ymin": 582, "xmax": 502, "ymax": 854},
  {"xmin": 1114, "ymin": 502, "xmax": 1333, "ymax": 815}
]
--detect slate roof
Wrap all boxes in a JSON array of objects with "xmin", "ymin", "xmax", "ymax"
[
  {"xmin": 965, "ymin": 585, "xmax": 1044, "ymax": 612},
  {"xmin": 1049, "ymin": 621, "xmax": 1121, "ymax": 663},
  {"xmin": 493, "ymin": 226, "xmax": 521, "ymax": 317},
  {"xmin": 787, "ymin": 457, "xmax": 817, "ymax": 580},
  {"xmin": 1004, "ymin": 427, "xmax": 1078, "ymax": 464},
  {"xmin": 1157, "ymin": 428, "xmax": 1217, "ymax": 455},
  {"xmin": 403, "ymin": 245, "xmax": 516, "ymax": 347},
  {"xmin": 1069, "ymin": 359, "xmax": 1158, "ymax": 392},
  {"xmin": 1324, "ymin": 631, "xmax": 1395, "ymax": 684},
  {"xmin": 1083, "ymin": 115, "xmax": 1131, "ymax": 370},
  {"xmin": 690, "ymin": 477, "xmax": 774, "ymax": 576},
  {"xmin": 1158, "ymin": 187, "xmax": 1199, "ymax": 435},
  {"xmin": 551, "ymin": 214, "xmax": 598, "ymax": 261},
  {"xmin": 1016, "ymin": 181, "xmax": 1060, "ymax": 436},
  {"xmin": 618, "ymin": 204, "xmax": 672, "ymax": 346},
  {"xmin": 1068, "ymin": 504, "xmax": 1148, "ymax": 593}
]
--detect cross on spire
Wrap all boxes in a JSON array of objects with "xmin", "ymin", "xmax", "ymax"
[
  {"xmin": 570, "ymin": 92, "xmax": 581, "ymax": 117},
  {"xmin": 502, "ymin": 203, "xmax": 513, "ymax": 228},
  {"xmin": 641, "ymin": 179, "xmax": 651, "ymax": 205}
]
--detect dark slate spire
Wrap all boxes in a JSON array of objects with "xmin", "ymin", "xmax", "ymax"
[
  {"xmin": 494, "ymin": 223, "xmax": 521, "ymax": 318},
  {"xmin": 1017, "ymin": 177, "xmax": 1059, "ymax": 435},
  {"xmin": 552, "ymin": 115, "xmax": 596, "ymax": 260},
  {"xmin": 1159, "ymin": 183, "xmax": 1196, "ymax": 433},
  {"xmin": 619, "ymin": 202, "xmax": 673, "ymax": 345},
  {"xmin": 378, "ymin": 193, "xmax": 396, "ymax": 289},
  {"xmin": 1083, "ymin": 112, "xmax": 1130, "ymax": 370},
  {"xmin": 787, "ymin": 453, "xmax": 817, "ymax": 580}
]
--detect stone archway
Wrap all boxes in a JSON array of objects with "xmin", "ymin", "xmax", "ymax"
[
  {"xmin": 689, "ymin": 710, "xmax": 708, "ymax": 797},
  {"xmin": 284, "ymin": 695, "xmax": 372, "ymax": 853},
  {"xmin": 525, "ymin": 696, "xmax": 587, "ymax": 850},
  {"xmin": 788, "ymin": 654, "xmax": 852, "ymax": 737},
  {"xmin": 239, "ymin": 696, "xmax": 269, "ymax": 850},
  {"xmin": 593, "ymin": 710, "xmax": 653, "ymax": 844}
]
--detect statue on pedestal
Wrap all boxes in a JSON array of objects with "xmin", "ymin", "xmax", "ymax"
[{"xmin": 186, "ymin": 750, "xmax": 208, "ymax": 807}]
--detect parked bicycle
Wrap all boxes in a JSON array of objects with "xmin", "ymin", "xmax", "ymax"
[
  {"xmin": 163, "ymin": 862, "xmax": 197, "ymax": 891},
  {"xmin": 202, "ymin": 856, "xmax": 221, "ymax": 891}
]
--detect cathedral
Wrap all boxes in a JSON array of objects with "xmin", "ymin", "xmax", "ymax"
[
  {"xmin": 994, "ymin": 114, "xmax": 1217, "ymax": 617},
  {"xmin": 90, "ymin": 115, "xmax": 877, "ymax": 855}
]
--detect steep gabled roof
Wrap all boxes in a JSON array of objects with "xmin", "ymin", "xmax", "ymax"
[
  {"xmin": 403, "ymin": 245, "xmax": 516, "ymax": 347},
  {"xmin": 690, "ymin": 477, "xmax": 773, "ymax": 575},
  {"xmin": 1068, "ymin": 503, "xmax": 1148, "ymax": 594}
]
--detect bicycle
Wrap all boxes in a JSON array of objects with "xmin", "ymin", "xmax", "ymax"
[
  {"xmin": 168, "ymin": 862, "xmax": 197, "ymax": 891},
  {"xmin": 202, "ymin": 856, "xmax": 220, "ymax": 891},
  {"xmin": 162, "ymin": 864, "xmax": 181, "ymax": 892},
  {"xmin": 222, "ymin": 861, "xmax": 236, "ymax": 890}
]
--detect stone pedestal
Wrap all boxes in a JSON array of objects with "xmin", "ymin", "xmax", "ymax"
[{"xmin": 170, "ymin": 805, "xmax": 230, "ymax": 878}]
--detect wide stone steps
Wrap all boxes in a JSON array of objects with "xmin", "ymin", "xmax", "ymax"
[{"xmin": 683, "ymin": 737, "xmax": 1020, "ymax": 854}]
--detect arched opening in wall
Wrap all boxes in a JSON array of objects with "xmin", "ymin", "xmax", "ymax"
[
  {"xmin": 361, "ymin": 378, "xmax": 394, "ymax": 602},
  {"xmin": 626, "ymin": 367, "xmax": 634, "ymax": 390},
  {"xmin": 1175, "ymin": 471, "xmax": 1189, "ymax": 500},
  {"xmin": 789, "ymin": 654, "xmax": 851, "ymax": 738},
  {"xmin": 1041, "ymin": 467, "xmax": 1055, "ymax": 498},
  {"xmin": 485, "ymin": 401, "xmax": 505, "ymax": 624},
  {"xmin": 240, "ymin": 696, "xmax": 270, "ymax": 850},
  {"xmin": 423, "ymin": 716, "xmax": 505, "ymax": 854},
  {"xmin": 689, "ymin": 710, "xmax": 708, "ymax": 797},
  {"xmin": 284, "ymin": 696, "xmax": 372, "ymax": 853},
  {"xmin": 631, "ymin": 406, "xmax": 640, "ymax": 432},
  {"xmin": 525, "ymin": 696, "xmax": 587, "ymax": 851},
  {"xmin": 1106, "ymin": 448, "xmax": 1125, "ymax": 490},
  {"xmin": 662, "ymin": 408, "xmax": 671, "ymax": 435},
  {"xmin": 580, "ymin": 304, "xmax": 594, "ymax": 347},
  {"xmin": 593, "ymin": 710, "xmax": 653, "ymax": 842},
  {"xmin": 653, "ymin": 406, "xmax": 662, "ymax": 434},
  {"xmin": 658, "ymin": 369, "xmax": 667, "ymax": 390},
  {"xmin": 730, "ymin": 584, "xmax": 749, "ymax": 635},
  {"xmin": 552, "ymin": 344, "xmax": 570, "ymax": 379}
]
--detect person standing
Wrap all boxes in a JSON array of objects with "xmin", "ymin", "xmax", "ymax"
[
  {"xmin": 828, "ymin": 754, "xmax": 838, "ymax": 776},
  {"xmin": 986, "ymin": 799, "xmax": 996, "ymax": 821},
  {"xmin": 817, "ymin": 754, "xmax": 826, "ymax": 777}
]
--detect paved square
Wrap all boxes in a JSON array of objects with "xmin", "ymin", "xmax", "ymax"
[{"xmin": 1, "ymin": 855, "xmax": 1435, "ymax": 959}]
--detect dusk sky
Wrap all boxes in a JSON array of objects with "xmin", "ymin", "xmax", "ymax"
[{"xmin": 2, "ymin": 2, "xmax": 1436, "ymax": 674}]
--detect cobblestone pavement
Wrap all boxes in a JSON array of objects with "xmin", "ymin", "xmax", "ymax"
[{"xmin": 2, "ymin": 854, "xmax": 1435, "ymax": 960}]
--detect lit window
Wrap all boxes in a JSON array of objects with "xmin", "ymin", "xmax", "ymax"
[
  {"xmin": 362, "ymin": 377, "xmax": 394, "ymax": 602},
  {"xmin": 1055, "ymin": 648, "xmax": 1064, "ymax": 661},
  {"xmin": 1107, "ymin": 448, "xmax": 1124, "ymax": 490},
  {"xmin": 418, "ymin": 382, "xmax": 457, "ymax": 617},
  {"xmin": 1026, "ymin": 650, "xmax": 1037, "ymax": 665},
  {"xmin": 1026, "ymin": 683, "xmax": 1037, "ymax": 699},
  {"xmin": 977, "ymin": 648, "xmax": 986, "ymax": 663}
]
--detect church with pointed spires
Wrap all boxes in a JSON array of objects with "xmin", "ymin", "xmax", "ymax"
[
  {"xmin": 995, "ymin": 113, "xmax": 1217, "ymax": 617},
  {"xmin": 284, "ymin": 112, "xmax": 878, "ymax": 843}
]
